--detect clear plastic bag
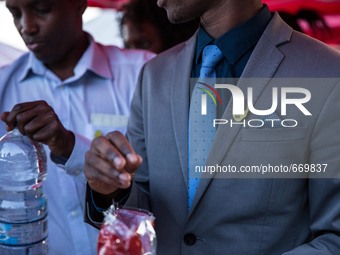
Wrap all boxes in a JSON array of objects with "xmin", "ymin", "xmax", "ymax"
[{"xmin": 98, "ymin": 205, "xmax": 156, "ymax": 255}]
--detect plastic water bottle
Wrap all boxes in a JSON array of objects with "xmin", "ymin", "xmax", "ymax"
[{"xmin": 0, "ymin": 128, "xmax": 48, "ymax": 255}]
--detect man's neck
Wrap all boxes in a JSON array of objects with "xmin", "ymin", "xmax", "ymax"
[
  {"xmin": 200, "ymin": 1, "xmax": 263, "ymax": 39},
  {"xmin": 46, "ymin": 33, "xmax": 89, "ymax": 81}
]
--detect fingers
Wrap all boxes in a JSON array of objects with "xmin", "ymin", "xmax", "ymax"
[
  {"xmin": 25, "ymin": 114, "xmax": 60, "ymax": 141},
  {"xmin": 4, "ymin": 101, "xmax": 40, "ymax": 131},
  {"xmin": 92, "ymin": 135, "xmax": 127, "ymax": 171},
  {"xmin": 2, "ymin": 101, "xmax": 74, "ymax": 158},
  {"xmin": 86, "ymin": 148, "xmax": 123, "ymax": 181},
  {"xmin": 1, "ymin": 112, "xmax": 10, "ymax": 131},
  {"xmin": 85, "ymin": 151, "xmax": 125, "ymax": 190},
  {"xmin": 105, "ymin": 131, "xmax": 142, "ymax": 173},
  {"xmin": 2, "ymin": 101, "xmax": 51, "ymax": 135},
  {"xmin": 85, "ymin": 143, "xmax": 132, "ymax": 194},
  {"xmin": 84, "ymin": 132, "xmax": 142, "ymax": 194},
  {"xmin": 1, "ymin": 112, "xmax": 9, "ymax": 122}
]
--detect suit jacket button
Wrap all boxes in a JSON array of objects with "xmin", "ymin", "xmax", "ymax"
[{"xmin": 183, "ymin": 233, "xmax": 196, "ymax": 246}]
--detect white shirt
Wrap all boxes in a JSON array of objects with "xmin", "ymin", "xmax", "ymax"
[
  {"xmin": 0, "ymin": 42, "xmax": 25, "ymax": 68},
  {"xmin": 0, "ymin": 37, "xmax": 154, "ymax": 255}
]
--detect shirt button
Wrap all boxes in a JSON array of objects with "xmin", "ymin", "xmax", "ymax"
[
  {"xmin": 183, "ymin": 233, "xmax": 196, "ymax": 246},
  {"xmin": 70, "ymin": 210, "xmax": 78, "ymax": 217}
]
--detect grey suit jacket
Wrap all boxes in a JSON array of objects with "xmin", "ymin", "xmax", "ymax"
[{"xmin": 87, "ymin": 13, "xmax": 340, "ymax": 255}]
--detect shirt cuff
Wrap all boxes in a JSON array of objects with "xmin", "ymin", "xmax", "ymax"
[{"xmin": 51, "ymin": 133, "xmax": 90, "ymax": 177}]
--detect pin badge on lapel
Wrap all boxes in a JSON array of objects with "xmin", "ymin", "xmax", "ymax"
[{"xmin": 233, "ymin": 108, "xmax": 249, "ymax": 122}]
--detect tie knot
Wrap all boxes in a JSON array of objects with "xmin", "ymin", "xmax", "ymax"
[{"xmin": 201, "ymin": 45, "xmax": 223, "ymax": 69}]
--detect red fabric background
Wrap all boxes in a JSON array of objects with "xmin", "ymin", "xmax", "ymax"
[
  {"xmin": 88, "ymin": 0, "xmax": 340, "ymax": 13},
  {"xmin": 87, "ymin": 0, "xmax": 340, "ymax": 45}
]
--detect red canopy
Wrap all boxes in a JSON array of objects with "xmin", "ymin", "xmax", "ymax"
[
  {"xmin": 88, "ymin": 0, "xmax": 129, "ymax": 9},
  {"xmin": 88, "ymin": 0, "xmax": 340, "ymax": 13},
  {"xmin": 263, "ymin": 0, "xmax": 340, "ymax": 14},
  {"xmin": 87, "ymin": 0, "xmax": 340, "ymax": 46}
]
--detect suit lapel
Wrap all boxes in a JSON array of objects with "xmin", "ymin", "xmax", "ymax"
[
  {"xmin": 189, "ymin": 13, "xmax": 292, "ymax": 216},
  {"xmin": 171, "ymin": 35, "xmax": 197, "ymax": 187}
]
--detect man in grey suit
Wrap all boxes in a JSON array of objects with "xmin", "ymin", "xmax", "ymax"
[{"xmin": 84, "ymin": 0, "xmax": 340, "ymax": 254}]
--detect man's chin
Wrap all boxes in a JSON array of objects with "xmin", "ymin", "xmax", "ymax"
[
  {"xmin": 33, "ymin": 54, "xmax": 56, "ymax": 66},
  {"xmin": 168, "ymin": 14, "xmax": 195, "ymax": 24}
]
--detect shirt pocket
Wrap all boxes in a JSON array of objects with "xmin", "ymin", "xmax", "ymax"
[{"xmin": 89, "ymin": 113, "xmax": 129, "ymax": 138}]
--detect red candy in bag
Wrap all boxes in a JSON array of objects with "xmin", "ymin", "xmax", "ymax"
[{"xmin": 98, "ymin": 206, "xmax": 156, "ymax": 255}]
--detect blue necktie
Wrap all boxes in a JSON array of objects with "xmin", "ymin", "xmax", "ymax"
[{"xmin": 188, "ymin": 45, "xmax": 223, "ymax": 209}]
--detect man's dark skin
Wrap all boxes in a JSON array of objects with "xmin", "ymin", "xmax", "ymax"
[{"xmin": 1, "ymin": 0, "xmax": 89, "ymax": 159}]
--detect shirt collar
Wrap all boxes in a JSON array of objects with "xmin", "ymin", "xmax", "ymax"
[
  {"xmin": 19, "ymin": 53, "xmax": 47, "ymax": 82},
  {"xmin": 195, "ymin": 4, "xmax": 272, "ymax": 65},
  {"xmin": 19, "ymin": 34, "xmax": 113, "ymax": 82},
  {"xmin": 74, "ymin": 34, "xmax": 113, "ymax": 80}
]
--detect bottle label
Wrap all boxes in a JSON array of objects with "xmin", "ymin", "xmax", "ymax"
[{"xmin": 0, "ymin": 215, "xmax": 47, "ymax": 245}]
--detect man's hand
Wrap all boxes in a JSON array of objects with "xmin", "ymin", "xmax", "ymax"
[
  {"xmin": 1, "ymin": 100, "xmax": 75, "ymax": 158},
  {"xmin": 85, "ymin": 131, "xmax": 142, "ymax": 194}
]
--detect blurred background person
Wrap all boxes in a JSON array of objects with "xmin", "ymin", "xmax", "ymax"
[
  {"xmin": 120, "ymin": 0, "xmax": 199, "ymax": 53},
  {"xmin": 0, "ymin": 41, "xmax": 23, "ymax": 67},
  {"xmin": 278, "ymin": 9, "xmax": 331, "ymax": 39}
]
